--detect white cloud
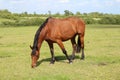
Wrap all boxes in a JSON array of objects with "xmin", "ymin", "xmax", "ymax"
[
  {"xmin": 59, "ymin": 0, "xmax": 69, "ymax": 3},
  {"xmin": 10, "ymin": 0, "xmax": 25, "ymax": 4},
  {"xmin": 116, "ymin": 0, "xmax": 120, "ymax": 2}
]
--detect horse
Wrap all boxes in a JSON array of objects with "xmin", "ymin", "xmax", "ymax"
[{"xmin": 30, "ymin": 17, "xmax": 85, "ymax": 68}]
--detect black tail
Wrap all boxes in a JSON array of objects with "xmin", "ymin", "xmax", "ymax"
[{"xmin": 76, "ymin": 35, "xmax": 81, "ymax": 53}]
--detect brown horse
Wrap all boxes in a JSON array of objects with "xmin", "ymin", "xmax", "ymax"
[{"xmin": 30, "ymin": 17, "xmax": 85, "ymax": 68}]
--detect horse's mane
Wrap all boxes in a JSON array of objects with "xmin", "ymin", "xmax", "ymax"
[{"xmin": 32, "ymin": 17, "xmax": 51, "ymax": 55}]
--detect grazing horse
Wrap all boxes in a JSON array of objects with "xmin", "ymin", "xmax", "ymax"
[{"xmin": 30, "ymin": 17, "xmax": 85, "ymax": 68}]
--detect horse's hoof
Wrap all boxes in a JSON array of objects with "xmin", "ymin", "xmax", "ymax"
[
  {"xmin": 50, "ymin": 62, "xmax": 54, "ymax": 64},
  {"xmin": 69, "ymin": 60, "xmax": 73, "ymax": 64},
  {"xmin": 80, "ymin": 57, "xmax": 85, "ymax": 60},
  {"xmin": 69, "ymin": 62, "xmax": 73, "ymax": 64},
  {"xmin": 50, "ymin": 60, "xmax": 55, "ymax": 64}
]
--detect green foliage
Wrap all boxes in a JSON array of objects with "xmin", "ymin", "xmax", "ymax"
[
  {"xmin": 0, "ymin": 9, "xmax": 18, "ymax": 20},
  {"xmin": 64, "ymin": 10, "xmax": 74, "ymax": 16},
  {"xmin": 116, "ymin": 16, "xmax": 120, "ymax": 24},
  {"xmin": 99, "ymin": 16, "xmax": 120, "ymax": 24},
  {"xmin": 84, "ymin": 17, "xmax": 95, "ymax": 24},
  {"xmin": 0, "ymin": 9, "xmax": 120, "ymax": 27},
  {"xmin": 2, "ymin": 18, "xmax": 44, "ymax": 26}
]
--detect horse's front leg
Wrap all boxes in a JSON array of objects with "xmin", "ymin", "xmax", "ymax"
[
  {"xmin": 56, "ymin": 40, "xmax": 72, "ymax": 64},
  {"xmin": 47, "ymin": 42, "xmax": 55, "ymax": 64}
]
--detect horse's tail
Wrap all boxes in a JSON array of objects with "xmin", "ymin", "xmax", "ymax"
[{"xmin": 76, "ymin": 35, "xmax": 81, "ymax": 53}]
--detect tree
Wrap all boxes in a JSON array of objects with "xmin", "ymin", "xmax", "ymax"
[
  {"xmin": 88, "ymin": 12, "xmax": 103, "ymax": 18},
  {"xmin": 53, "ymin": 12, "xmax": 61, "ymax": 17},
  {"xmin": 34, "ymin": 12, "xmax": 37, "ymax": 16},
  {"xmin": 64, "ymin": 10, "xmax": 73, "ymax": 16},
  {"xmin": 48, "ymin": 10, "xmax": 51, "ymax": 16},
  {"xmin": 76, "ymin": 11, "xmax": 81, "ymax": 15}
]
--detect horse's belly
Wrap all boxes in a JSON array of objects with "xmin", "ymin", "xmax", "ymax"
[
  {"xmin": 45, "ymin": 32, "xmax": 75, "ymax": 42},
  {"xmin": 61, "ymin": 32, "xmax": 76, "ymax": 41},
  {"xmin": 45, "ymin": 26, "xmax": 77, "ymax": 42}
]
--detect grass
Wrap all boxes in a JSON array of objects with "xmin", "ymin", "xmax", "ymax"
[{"xmin": 0, "ymin": 25, "xmax": 120, "ymax": 80}]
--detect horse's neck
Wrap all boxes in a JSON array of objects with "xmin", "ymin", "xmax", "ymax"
[{"xmin": 37, "ymin": 28, "xmax": 47, "ymax": 50}]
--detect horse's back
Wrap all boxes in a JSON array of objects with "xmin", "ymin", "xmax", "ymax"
[
  {"xmin": 48, "ymin": 16, "xmax": 85, "ymax": 30},
  {"xmin": 45, "ymin": 17, "xmax": 85, "ymax": 41}
]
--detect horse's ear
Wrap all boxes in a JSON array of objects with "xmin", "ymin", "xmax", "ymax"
[{"xmin": 30, "ymin": 45, "xmax": 33, "ymax": 49}]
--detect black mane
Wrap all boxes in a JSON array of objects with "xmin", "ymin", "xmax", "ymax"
[{"xmin": 32, "ymin": 17, "xmax": 51, "ymax": 55}]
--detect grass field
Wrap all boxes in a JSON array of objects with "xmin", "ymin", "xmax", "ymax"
[{"xmin": 0, "ymin": 25, "xmax": 120, "ymax": 80}]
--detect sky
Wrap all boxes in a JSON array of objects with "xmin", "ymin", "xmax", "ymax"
[{"xmin": 0, "ymin": 0, "xmax": 120, "ymax": 14}]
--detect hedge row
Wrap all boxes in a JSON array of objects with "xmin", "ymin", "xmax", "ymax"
[{"xmin": 1, "ymin": 18, "xmax": 44, "ymax": 26}]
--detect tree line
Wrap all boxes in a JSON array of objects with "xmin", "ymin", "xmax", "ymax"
[{"xmin": 0, "ymin": 9, "xmax": 120, "ymax": 27}]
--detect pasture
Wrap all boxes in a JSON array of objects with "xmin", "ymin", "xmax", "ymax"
[{"xmin": 0, "ymin": 25, "xmax": 120, "ymax": 80}]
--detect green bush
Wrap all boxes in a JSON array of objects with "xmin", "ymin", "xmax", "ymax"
[
  {"xmin": 2, "ymin": 21, "xmax": 15, "ymax": 26},
  {"xmin": 2, "ymin": 18, "xmax": 45, "ymax": 26},
  {"xmin": 99, "ymin": 17, "xmax": 117, "ymax": 24},
  {"xmin": 1, "ymin": 9, "xmax": 120, "ymax": 26},
  {"xmin": 84, "ymin": 18, "xmax": 96, "ymax": 24}
]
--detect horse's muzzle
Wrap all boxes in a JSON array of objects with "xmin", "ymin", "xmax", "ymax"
[{"xmin": 31, "ymin": 64, "xmax": 36, "ymax": 68}]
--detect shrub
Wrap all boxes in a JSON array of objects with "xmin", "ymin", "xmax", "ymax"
[{"xmin": 2, "ymin": 18, "xmax": 45, "ymax": 26}]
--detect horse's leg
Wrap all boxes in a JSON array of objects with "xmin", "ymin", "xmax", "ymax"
[
  {"xmin": 47, "ymin": 42, "xmax": 55, "ymax": 64},
  {"xmin": 56, "ymin": 40, "xmax": 72, "ymax": 63},
  {"xmin": 70, "ymin": 36, "xmax": 77, "ymax": 60},
  {"xmin": 80, "ymin": 34, "xmax": 85, "ymax": 60}
]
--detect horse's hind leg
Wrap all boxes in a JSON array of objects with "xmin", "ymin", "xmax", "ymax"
[
  {"xmin": 80, "ymin": 34, "xmax": 85, "ymax": 59},
  {"xmin": 70, "ymin": 36, "xmax": 77, "ymax": 60},
  {"xmin": 56, "ymin": 40, "xmax": 72, "ymax": 63},
  {"xmin": 47, "ymin": 42, "xmax": 55, "ymax": 64}
]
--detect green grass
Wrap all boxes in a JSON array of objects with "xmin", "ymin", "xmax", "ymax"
[{"xmin": 0, "ymin": 25, "xmax": 120, "ymax": 80}]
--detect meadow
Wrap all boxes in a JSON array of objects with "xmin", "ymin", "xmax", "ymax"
[{"xmin": 0, "ymin": 25, "xmax": 120, "ymax": 80}]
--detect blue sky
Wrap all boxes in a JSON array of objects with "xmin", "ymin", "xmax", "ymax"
[{"xmin": 0, "ymin": 0, "xmax": 120, "ymax": 14}]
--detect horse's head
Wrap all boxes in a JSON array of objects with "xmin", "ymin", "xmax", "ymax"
[{"xmin": 30, "ymin": 45, "xmax": 39, "ymax": 68}]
